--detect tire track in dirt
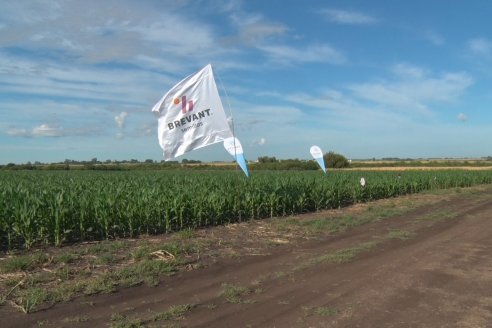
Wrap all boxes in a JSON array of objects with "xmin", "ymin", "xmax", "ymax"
[{"xmin": 180, "ymin": 192, "xmax": 492, "ymax": 327}]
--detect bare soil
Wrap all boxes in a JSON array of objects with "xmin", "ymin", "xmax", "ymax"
[{"xmin": 2, "ymin": 186, "xmax": 492, "ymax": 327}]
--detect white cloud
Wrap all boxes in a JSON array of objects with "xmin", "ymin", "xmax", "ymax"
[
  {"xmin": 0, "ymin": 1, "xmax": 225, "ymax": 68},
  {"xmin": 457, "ymin": 113, "xmax": 467, "ymax": 122},
  {"xmin": 114, "ymin": 112, "xmax": 128, "ymax": 128},
  {"xmin": 392, "ymin": 63, "xmax": 427, "ymax": 79},
  {"xmin": 6, "ymin": 128, "xmax": 29, "ymax": 137},
  {"xmin": 32, "ymin": 124, "xmax": 62, "ymax": 137},
  {"xmin": 256, "ymin": 137, "xmax": 266, "ymax": 145},
  {"xmin": 238, "ymin": 22, "xmax": 287, "ymax": 43},
  {"xmin": 468, "ymin": 37, "xmax": 492, "ymax": 56},
  {"xmin": 319, "ymin": 9, "xmax": 378, "ymax": 25},
  {"xmin": 7, "ymin": 124, "xmax": 64, "ymax": 137},
  {"xmin": 258, "ymin": 44, "xmax": 346, "ymax": 65},
  {"xmin": 286, "ymin": 89, "xmax": 358, "ymax": 112},
  {"xmin": 0, "ymin": 52, "xmax": 172, "ymax": 108},
  {"xmin": 226, "ymin": 11, "xmax": 287, "ymax": 44},
  {"xmin": 423, "ymin": 30, "xmax": 445, "ymax": 46},
  {"xmin": 349, "ymin": 64, "xmax": 473, "ymax": 113}
]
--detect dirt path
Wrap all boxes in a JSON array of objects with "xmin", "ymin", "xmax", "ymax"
[{"xmin": 3, "ymin": 187, "xmax": 492, "ymax": 327}]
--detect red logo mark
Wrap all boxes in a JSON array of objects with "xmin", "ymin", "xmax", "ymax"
[{"xmin": 173, "ymin": 96, "xmax": 194, "ymax": 114}]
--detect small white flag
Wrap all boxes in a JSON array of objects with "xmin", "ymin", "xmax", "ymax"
[
  {"xmin": 310, "ymin": 145, "xmax": 326, "ymax": 174},
  {"xmin": 224, "ymin": 137, "xmax": 249, "ymax": 177},
  {"xmin": 152, "ymin": 64, "xmax": 233, "ymax": 161}
]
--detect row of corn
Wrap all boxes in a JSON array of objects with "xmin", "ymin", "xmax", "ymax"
[{"xmin": 1, "ymin": 169, "xmax": 492, "ymax": 249}]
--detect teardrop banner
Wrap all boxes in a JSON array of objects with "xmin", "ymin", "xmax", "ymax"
[
  {"xmin": 224, "ymin": 137, "xmax": 249, "ymax": 177},
  {"xmin": 310, "ymin": 145, "xmax": 326, "ymax": 174}
]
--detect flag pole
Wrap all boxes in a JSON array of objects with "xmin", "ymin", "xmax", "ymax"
[{"xmin": 214, "ymin": 66, "xmax": 240, "ymax": 172}]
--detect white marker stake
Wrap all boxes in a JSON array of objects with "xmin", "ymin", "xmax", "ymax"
[
  {"xmin": 310, "ymin": 145, "xmax": 326, "ymax": 174},
  {"xmin": 224, "ymin": 137, "xmax": 249, "ymax": 177}
]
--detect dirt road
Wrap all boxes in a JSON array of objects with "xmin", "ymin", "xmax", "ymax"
[{"xmin": 3, "ymin": 187, "xmax": 492, "ymax": 327}]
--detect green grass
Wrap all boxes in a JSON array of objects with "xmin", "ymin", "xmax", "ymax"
[
  {"xmin": 84, "ymin": 273, "xmax": 116, "ymax": 295},
  {"xmin": 271, "ymin": 203, "xmax": 412, "ymax": 238},
  {"xmin": 116, "ymin": 259, "xmax": 176, "ymax": 287},
  {"xmin": 0, "ymin": 252, "xmax": 50, "ymax": 273},
  {"xmin": 418, "ymin": 209, "xmax": 459, "ymax": 222},
  {"xmin": 54, "ymin": 252, "xmax": 79, "ymax": 264},
  {"xmin": 110, "ymin": 313, "xmax": 143, "ymax": 328},
  {"xmin": 219, "ymin": 283, "xmax": 254, "ymax": 304},
  {"xmin": 386, "ymin": 229, "xmax": 414, "ymax": 240},
  {"xmin": 151, "ymin": 303, "xmax": 195, "ymax": 321},
  {"xmin": 295, "ymin": 241, "xmax": 379, "ymax": 272},
  {"xmin": 17, "ymin": 287, "xmax": 50, "ymax": 313}
]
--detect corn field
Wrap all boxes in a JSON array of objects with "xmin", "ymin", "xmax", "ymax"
[{"xmin": 1, "ymin": 169, "xmax": 492, "ymax": 250}]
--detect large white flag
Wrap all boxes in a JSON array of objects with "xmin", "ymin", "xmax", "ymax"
[{"xmin": 152, "ymin": 64, "xmax": 233, "ymax": 161}]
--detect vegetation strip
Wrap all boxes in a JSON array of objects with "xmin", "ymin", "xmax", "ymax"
[
  {"xmin": 1, "ymin": 184, "xmax": 491, "ymax": 314},
  {"xmin": 2, "ymin": 170, "xmax": 492, "ymax": 250}
]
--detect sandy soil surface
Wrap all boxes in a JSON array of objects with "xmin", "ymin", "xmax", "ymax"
[{"xmin": 2, "ymin": 187, "xmax": 492, "ymax": 328}]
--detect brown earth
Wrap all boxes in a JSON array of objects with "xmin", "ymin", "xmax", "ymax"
[{"xmin": 2, "ymin": 186, "xmax": 492, "ymax": 327}]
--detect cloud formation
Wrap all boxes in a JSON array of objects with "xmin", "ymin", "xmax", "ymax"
[
  {"xmin": 468, "ymin": 37, "xmax": 492, "ymax": 56},
  {"xmin": 256, "ymin": 137, "xmax": 266, "ymax": 145},
  {"xmin": 7, "ymin": 124, "xmax": 62, "ymax": 137},
  {"xmin": 457, "ymin": 113, "xmax": 467, "ymax": 122},
  {"xmin": 319, "ymin": 8, "xmax": 378, "ymax": 25},
  {"xmin": 114, "ymin": 112, "xmax": 128, "ymax": 129},
  {"xmin": 349, "ymin": 64, "xmax": 473, "ymax": 113}
]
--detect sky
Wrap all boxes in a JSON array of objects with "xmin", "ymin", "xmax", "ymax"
[{"xmin": 1, "ymin": 0, "xmax": 492, "ymax": 164}]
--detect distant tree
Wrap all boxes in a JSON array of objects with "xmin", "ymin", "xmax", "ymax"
[
  {"xmin": 258, "ymin": 156, "xmax": 278, "ymax": 163},
  {"xmin": 182, "ymin": 159, "xmax": 201, "ymax": 164},
  {"xmin": 324, "ymin": 151, "xmax": 350, "ymax": 169},
  {"xmin": 144, "ymin": 159, "xmax": 155, "ymax": 164}
]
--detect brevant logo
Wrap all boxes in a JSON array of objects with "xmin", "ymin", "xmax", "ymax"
[{"xmin": 173, "ymin": 95, "xmax": 194, "ymax": 114}]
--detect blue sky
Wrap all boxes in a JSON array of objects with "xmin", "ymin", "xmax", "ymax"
[{"xmin": 1, "ymin": 0, "xmax": 492, "ymax": 164}]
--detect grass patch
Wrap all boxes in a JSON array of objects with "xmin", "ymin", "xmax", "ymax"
[
  {"xmin": 219, "ymin": 283, "xmax": 254, "ymax": 304},
  {"xmin": 386, "ymin": 229, "xmax": 414, "ymax": 240},
  {"xmin": 293, "ymin": 241, "xmax": 379, "ymax": 273},
  {"xmin": 110, "ymin": 313, "xmax": 143, "ymax": 328},
  {"xmin": 272, "ymin": 204, "xmax": 410, "ymax": 238},
  {"xmin": 17, "ymin": 287, "xmax": 51, "ymax": 313},
  {"xmin": 84, "ymin": 273, "xmax": 116, "ymax": 295},
  {"xmin": 151, "ymin": 303, "xmax": 195, "ymax": 321},
  {"xmin": 54, "ymin": 252, "xmax": 79, "ymax": 264},
  {"xmin": 0, "ymin": 252, "xmax": 48, "ymax": 273},
  {"xmin": 117, "ymin": 259, "xmax": 176, "ymax": 287},
  {"xmin": 177, "ymin": 228, "xmax": 195, "ymax": 240},
  {"xmin": 1, "ymin": 255, "xmax": 33, "ymax": 273},
  {"xmin": 418, "ymin": 209, "xmax": 458, "ymax": 222}
]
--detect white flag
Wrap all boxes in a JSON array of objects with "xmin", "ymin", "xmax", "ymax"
[
  {"xmin": 310, "ymin": 145, "xmax": 326, "ymax": 174},
  {"xmin": 152, "ymin": 64, "xmax": 233, "ymax": 161},
  {"xmin": 224, "ymin": 137, "xmax": 249, "ymax": 177}
]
